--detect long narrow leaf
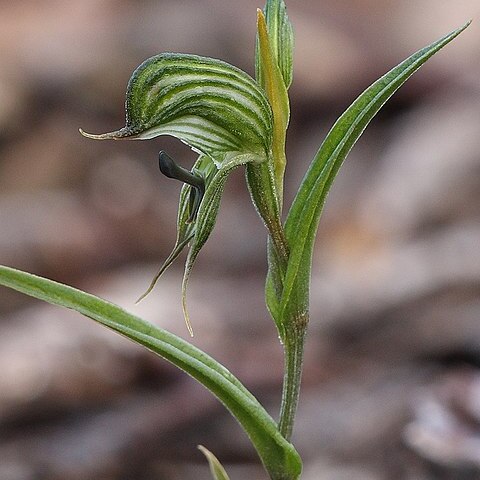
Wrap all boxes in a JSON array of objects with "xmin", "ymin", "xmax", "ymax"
[
  {"xmin": 280, "ymin": 22, "xmax": 470, "ymax": 321},
  {"xmin": 0, "ymin": 265, "xmax": 302, "ymax": 480}
]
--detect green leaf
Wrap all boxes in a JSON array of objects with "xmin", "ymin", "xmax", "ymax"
[
  {"xmin": 198, "ymin": 446, "xmax": 231, "ymax": 480},
  {"xmin": 0, "ymin": 265, "xmax": 302, "ymax": 480},
  {"xmin": 280, "ymin": 22, "xmax": 471, "ymax": 322},
  {"xmin": 80, "ymin": 53, "xmax": 273, "ymax": 167}
]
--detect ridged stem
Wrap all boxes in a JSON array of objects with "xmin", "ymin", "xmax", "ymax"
[{"xmin": 278, "ymin": 311, "xmax": 308, "ymax": 441}]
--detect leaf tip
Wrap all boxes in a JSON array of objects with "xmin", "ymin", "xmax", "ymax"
[
  {"xmin": 198, "ymin": 445, "xmax": 230, "ymax": 480},
  {"xmin": 451, "ymin": 19, "xmax": 472, "ymax": 38}
]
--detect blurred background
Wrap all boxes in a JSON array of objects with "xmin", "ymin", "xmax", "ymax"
[{"xmin": 1, "ymin": 1, "xmax": 479, "ymax": 479}]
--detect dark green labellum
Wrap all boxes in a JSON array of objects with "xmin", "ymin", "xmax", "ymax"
[{"xmin": 158, "ymin": 151, "xmax": 205, "ymax": 222}]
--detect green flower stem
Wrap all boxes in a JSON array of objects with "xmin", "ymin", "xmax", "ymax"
[
  {"xmin": 278, "ymin": 310, "xmax": 308, "ymax": 441},
  {"xmin": 266, "ymin": 213, "xmax": 307, "ymax": 443},
  {"xmin": 273, "ymin": 22, "xmax": 471, "ymax": 443}
]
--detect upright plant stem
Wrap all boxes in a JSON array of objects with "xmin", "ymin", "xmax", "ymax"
[
  {"xmin": 278, "ymin": 312, "xmax": 308, "ymax": 441},
  {"xmin": 265, "ymin": 182, "xmax": 308, "ymax": 442}
]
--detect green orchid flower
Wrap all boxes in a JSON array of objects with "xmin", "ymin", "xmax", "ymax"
[
  {"xmin": 80, "ymin": 52, "xmax": 281, "ymax": 334},
  {"xmin": 79, "ymin": 1, "xmax": 297, "ymax": 335}
]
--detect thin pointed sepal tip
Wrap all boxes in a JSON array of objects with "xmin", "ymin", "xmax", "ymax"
[
  {"xmin": 185, "ymin": 313, "xmax": 194, "ymax": 337},
  {"xmin": 134, "ymin": 293, "xmax": 146, "ymax": 305},
  {"xmin": 135, "ymin": 276, "xmax": 161, "ymax": 305},
  {"xmin": 182, "ymin": 298, "xmax": 194, "ymax": 337},
  {"xmin": 79, "ymin": 127, "xmax": 109, "ymax": 140},
  {"xmin": 79, "ymin": 126, "xmax": 136, "ymax": 140},
  {"xmin": 134, "ymin": 289, "xmax": 150, "ymax": 305}
]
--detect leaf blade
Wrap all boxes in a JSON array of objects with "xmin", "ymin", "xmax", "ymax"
[
  {"xmin": 0, "ymin": 265, "xmax": 302, "ymax": 479},
  {"xmin": 281, "ymin": 22, "xmax": 471, "ymax": 320}
]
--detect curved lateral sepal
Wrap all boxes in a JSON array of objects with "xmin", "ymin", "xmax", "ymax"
[
  {"xmin": 137, "ymin": 155, "xmax": 215, "ymax": 304},
  {"xmin": 182, "ymin": 153, "xmax": 262, "ymax": 333}
]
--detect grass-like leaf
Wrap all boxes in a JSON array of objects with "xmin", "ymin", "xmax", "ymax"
[
  {"xmin": 0, "ymin": 265, "xmax": 302, "ymax": 480},
  {"xmin": 198, "ymin": 446, "xmax": 231, "ymax": 480},
  {"xmin": 279, "ymin": 22, "xmax": 471, "ymax": 322}
]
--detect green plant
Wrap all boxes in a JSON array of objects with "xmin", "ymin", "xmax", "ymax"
[{"xmin": 0, "ymin": 2, "xmax": 470, "ymax": 479}]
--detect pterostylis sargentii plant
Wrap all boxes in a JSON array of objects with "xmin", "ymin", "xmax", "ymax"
[{"xmin": 0, "ymin": 1, "xmax": 470, "ymax": 478}]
